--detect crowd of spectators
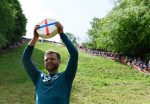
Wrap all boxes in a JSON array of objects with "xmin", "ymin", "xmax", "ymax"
[
  {"xmin": 1, "ymin": 39, "xmax": 149, "ymax": 75},
  {"xmin": 79, "ymin": 46, "xmax": 150, "ymax": 74}
]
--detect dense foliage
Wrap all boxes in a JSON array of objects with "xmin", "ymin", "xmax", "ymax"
[
  {"xmin": 87, "ymin": 0, "xmax": 150, "ymax": 58},
  {"xmin": 66, "ymin": 32, "xmax": 78, "ymax": 46},
  {"xmin": 0, "ymin": 0, "xmax": 26, "ymax": 48}
]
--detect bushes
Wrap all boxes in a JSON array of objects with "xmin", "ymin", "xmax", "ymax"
[
  {"xmin": 0, "ymin": 0, "xmax": 27, "ymax": 48},
  {"xmin": 87, "ymin": 0, "xmax": 150, "ymax": 59}
]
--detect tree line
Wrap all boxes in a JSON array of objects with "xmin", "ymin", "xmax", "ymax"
[
  {"xmin": 85, "ymin": 0, "xmax": 150, "ymax": 60},
  {"xmin": 0, "ymin": 0, "xmax": 27, "ymax": 48}
]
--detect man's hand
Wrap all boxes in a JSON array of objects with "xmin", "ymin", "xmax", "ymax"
[
  {"xmin": 55, "ymin": 22, "xmax": 64, "ymax": 34},
  {"xmin": 33, "ymin": 25, "xmax": 40, "ymax": 39}
]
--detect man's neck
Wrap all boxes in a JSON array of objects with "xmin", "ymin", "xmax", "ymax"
[{"xmin": 48, "ymin": 71, "xmax": 58, "ymax": 76}]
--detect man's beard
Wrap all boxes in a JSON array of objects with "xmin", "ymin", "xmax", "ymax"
[{"xmin": 45, "ymin": 63, "xmax": 59, "ymax": 73}]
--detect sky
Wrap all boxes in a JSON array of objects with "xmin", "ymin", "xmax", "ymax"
[{"xmin": 18, "ymin": 0, "xmax": 114, "ymax": 43}]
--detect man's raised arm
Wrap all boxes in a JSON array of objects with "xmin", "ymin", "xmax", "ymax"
[
  {"xmin": 21, "ymin": 25, "xmax": 41, "ymax": 86},
  {"xmin": 56, "ymin": 23, "xmax": 78, "ymax": 86}
]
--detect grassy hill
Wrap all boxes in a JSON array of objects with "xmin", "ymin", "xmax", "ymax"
[{"xmin": 1, "ymin": 42, "xmax": 150, "ymax": 104}]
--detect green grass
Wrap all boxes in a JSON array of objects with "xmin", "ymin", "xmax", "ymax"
[{"xmin": 1, "ymin": 42, "xmax": 150, "ymax": 104}]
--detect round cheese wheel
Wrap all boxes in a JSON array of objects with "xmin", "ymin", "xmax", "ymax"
[{"xmin": 36, "ymin": 18, "xmax": 58, "ymax": 39}]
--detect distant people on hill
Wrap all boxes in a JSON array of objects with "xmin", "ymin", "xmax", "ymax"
[{"xmin": 79, "ymin": 47, "xmax": 150, "ymax": 74}]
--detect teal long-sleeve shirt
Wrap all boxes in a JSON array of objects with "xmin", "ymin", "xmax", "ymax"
[{"xmin": 22, "ymin": 33, "xmax": 78, "ymax": 104}]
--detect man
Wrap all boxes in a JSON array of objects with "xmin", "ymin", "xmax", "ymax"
[{"xmin": 22, "ymin": 22, "xmax": 78, "ymax": 104}]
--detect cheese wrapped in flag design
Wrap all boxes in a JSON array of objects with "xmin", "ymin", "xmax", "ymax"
[{"xmin": 37, "ymin": 18, "xmax": 58, "ymax": 39}]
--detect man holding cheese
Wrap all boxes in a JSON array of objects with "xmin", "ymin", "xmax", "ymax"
[{"xmin": 22, "ymin": 22, "xmax": 78, "ymax": 104}]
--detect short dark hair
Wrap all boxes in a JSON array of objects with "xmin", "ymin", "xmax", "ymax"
[{"xmin": 45, "ymin": 50, "xmax": 61, "ymax": 61}]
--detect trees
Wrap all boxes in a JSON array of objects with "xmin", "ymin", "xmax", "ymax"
[
  {"xmin": 0, "ymin": 0, "xmax": 14, "ymax": 47},
  {"xmin": 87, "ymin": 0, "xmax": 150, "ymax": 58},
  {"xmin": 0, "ymin": 0, "xmax": 27, "ymax": 48},
  {"xmin": 66, "ymin": 32, "xmax": 78, "ymax": 46}
]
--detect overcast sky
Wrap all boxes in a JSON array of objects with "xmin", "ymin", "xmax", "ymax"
[{"xmin": 18, "ymin": 0, "xmax": 114, "ymax": 42}]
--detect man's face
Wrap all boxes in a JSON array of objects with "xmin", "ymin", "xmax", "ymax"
[{"xmin": 44, "ymin": 53, "xmax": 60, "ymax": 74}]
